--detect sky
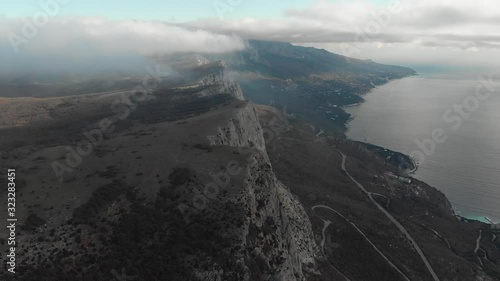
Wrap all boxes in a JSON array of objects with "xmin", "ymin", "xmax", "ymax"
[
  {"xmin": 2, "ymin": 0, "xmax": 500, "ymax": 75},
  {"xmin": 1, "ymin": 0, "xmax": 313, "ymax": 21}
]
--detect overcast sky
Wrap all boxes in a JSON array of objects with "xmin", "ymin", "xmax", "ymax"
[{"xmin": 2, "ymin": 0, "xmax": 500, "ymax": 75}]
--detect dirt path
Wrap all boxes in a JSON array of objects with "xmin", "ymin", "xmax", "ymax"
[
  {"xmin": 316, "ymin": 218, "xmax": 351, "ymax": 281},
  {"xmin": 312, "ymin": 205, "xmax": 411, "ymax": 281},
  {"xmin": 475, "ymin": 230, "xmax": 484, "ymax": 267},
  {"xmin": 339, "ymin": 151, "xmax": 441, "ymax": 281}
]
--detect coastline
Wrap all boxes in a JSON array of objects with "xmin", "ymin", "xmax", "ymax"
[
  {"xmin": 354, "ymin": 141, "xmax": 417, "ymax": 173},
  {"xmin": 343, "ymin": 75, "xmax": 499, "ymax": 225},
  {"xmin": 351, "ymin": 136, "xmax": 495, "ymax": 225},
  {"xmin": 343, "ymin": 74, "xmax": 419, "ymax": 174}
]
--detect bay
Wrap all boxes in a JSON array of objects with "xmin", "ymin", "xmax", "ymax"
[{"xmin": 346, "ymin": 75, "xmax": 500, "ymax": 222}]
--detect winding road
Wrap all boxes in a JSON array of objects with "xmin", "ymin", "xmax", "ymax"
[
  {"xmin": 316, "ymin": 217, "xmax": 352, "ymax": 281},
  {"xmin": 430, "ymin": 228, "xmax": 452, "ymax": 250},
  {"xmin": 338, "ymin": 152, "xmax": 441, "ymax": 281},
  {"xmin": 312, "ymin": 205, "xmax": 411, "ymax": 281},
  {"xmin": 371, "ymin": 193, "xmax": 391, "ymax": 209}
]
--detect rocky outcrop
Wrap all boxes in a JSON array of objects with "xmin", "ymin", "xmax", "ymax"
[
  {"xmin": 193, "ymin": 60, "xmax": 245, "ymax": 100},
  {"xmin": 240, "ymin": 153, "xmax": 320, "ymax": 281},
  {"xmin": 0, "ymin": 59, "xmax": 321, "ymax": 281},
  {"xmin": 202, "ymin": 98, "xmax": 320, "ymax": 280},
  {"xmin": 207, "ymin": 103, "xmax": 266, "ymax": 152}
]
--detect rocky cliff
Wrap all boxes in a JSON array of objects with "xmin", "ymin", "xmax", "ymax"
[
  {"xmin": 0, "ymin": 61, "xmax": 322, "ymax": 281},
  {"xmin": 207, "ymin": 103, "xmax": 266, "ymax": 152},
  {"xmin": 186, "ymin": 62, "xmax": 321, "ymax": 280},
  {"xmin": 191, "ymin": 60, "xmax": 245, "ymax": 100},
  {"xmin": 3, "ymin": 58, "xmax": 497, "ymax": 281},
  {"xmin": 198, "ymin": 100, "xmax": 321, "ymax": 280}
]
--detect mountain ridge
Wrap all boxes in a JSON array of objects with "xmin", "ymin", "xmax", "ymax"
[{"xmin": 1, "ymin": 43, "xmax": 499, "ymax": 281}]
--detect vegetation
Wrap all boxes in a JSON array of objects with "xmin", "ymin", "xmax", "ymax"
[
  {"xmin": 130, "ymin": 92, "xmax": 235, "ymax": 124},
  {"xmin": 21, "ymin": 214, "xmax": 47, "ymax": 232},
  {"xmin": 211, "ymin": 40, "xmax": 416, "ymax": 135},
  {"xmin": 72, "ymin": 180, "xmax": 133, "ymax": 223}
]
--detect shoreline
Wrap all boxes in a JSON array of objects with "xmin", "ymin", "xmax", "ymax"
[
  {"xmin": 353, "ymin": 141, "xmax": 417, "ymax": 172},
  {"xmin": 359, "ymin": 136, "xmax": 498, "ymax": 224},
  {"xmin": 352, "ymin": 139, "xmax": 497, "ymax": 225},
  {"xmin": 342, "ymin": 75, "xmax": 499, "ymax": 226}
]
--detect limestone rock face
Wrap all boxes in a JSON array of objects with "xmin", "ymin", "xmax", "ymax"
[
  {"xmin": 0, "ymin": 59, "xmax": 321, "ymax": 281},
  {"xmin": 200, "ymin": 100, "xmax": 320, "ymax": 280},
  {"xmin": 188, "ymin": 147, "xmax": 320, "ymax": 281},
  {"xmin": 194, "ymin": 60, "xmax": 245, "ymax": 100},
  {"xmin": 240, "ymin": 153, "xmax": 320, "ymax": 281},
  {"xmin": 207, "ymin": 103, "xmax": 266, "ymax": 152}
]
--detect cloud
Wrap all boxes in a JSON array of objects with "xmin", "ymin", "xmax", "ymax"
[
  {"xmin": 182, "ymin": 0, "xmax": 500, "ymax": 69},
  {"xmin": 0, "ymin": 17, "xmax": 245, "ymax": 76},
  {"xmin": 2, "ymin": 1, "xmax": 500, "ymax": 73},
  {"xmin": 1, "ymin": 17, "xmax": 245, "ymax": 55},
  {"xmin": 185, "ymin": 0, "xmax": 500, "ymax": 45}
]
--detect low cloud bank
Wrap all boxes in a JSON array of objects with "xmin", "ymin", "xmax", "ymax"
[{"xmin": 0, "ymin": 17, "xmax": 245, "ymax": 76}]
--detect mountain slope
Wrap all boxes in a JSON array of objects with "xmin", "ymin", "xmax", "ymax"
[
  {"xmin": 256, "ymin": 104, "xmax": 500, "ymax": 281},
  {"xmin": 207, "ymin": 40, "xmax": 416, "ymax": 134},
  {"xmin": 0, "ymin": 63, "xmax": 322, "ymax": 281},
  {"xmin": 1, "ymin": 42, "xmax": 498, "ymax": 281}
]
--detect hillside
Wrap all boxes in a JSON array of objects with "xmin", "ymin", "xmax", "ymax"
[
  {"xmin": 257, "ymin": 105, "xmax": 500, "ymax": 281},
  {"xmin": 2, "ymin": 40, "xmax": 416, "ymax": 134},
  {"xmin": 206, "ymin": 40, "xmax": 416, "ymax": 134},
  {"xmin": 0, "ymin": 62, "xmax": 321, "ymax": 281},
  {"xmin": 0, "ymin": 54, "xmax": 498, "ymax": 281}
]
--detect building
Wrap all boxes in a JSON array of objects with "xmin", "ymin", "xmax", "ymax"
[
  {"xmin": 384, "ymin": 172, "xmax": 412, "ymax": 184},
  {"xmin": 485, "ymin": 217, "xmax": 500, "ymax": 232},
  {"xmin": 397, "ymin": 176, "xmax": 412, "ymax": 184}
]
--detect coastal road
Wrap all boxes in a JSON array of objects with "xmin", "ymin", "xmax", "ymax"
[
  {"xmin": 312, "ymin": 205, "xmax": 411, "ymax": 281},
  {"xmin": 339, "ymin": 152, "xmax": 441, "ymax": 281}
]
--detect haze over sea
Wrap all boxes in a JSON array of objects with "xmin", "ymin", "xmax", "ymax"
[{"xmin": 346, "ymin": 74, "xmax": 500, "ymax": 223}]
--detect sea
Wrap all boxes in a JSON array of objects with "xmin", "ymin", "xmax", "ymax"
[{"xmin": 345, "ymin": 74, "xmax": 500, "ymax": 223}]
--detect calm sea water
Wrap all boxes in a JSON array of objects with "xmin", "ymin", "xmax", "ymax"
[{"xmin": 346, "ymin": 75, "xmax": 500, "ymax": 222}]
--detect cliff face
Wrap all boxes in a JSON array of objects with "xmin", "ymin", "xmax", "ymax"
[
  {"xmin": 2, "ymin": 56, "xmax": 499, "ymax": 281},
  {"xmin": 192, "ymin": 60, "xmax": 245, "ymax": 100},
  {"xmin": 185, "ymin": 62, "xmax": 321, "ymax": 280},
  {"xmin": 207, "ymin": 104, "xmax": 266, "ymax": 152},
  {"xmin": 0, "ymin": 61, "xmax": 322, "ymax": 281},
  {"xmin": 241, "ymin": 153, "xmax": 320, "ymax": 281},
  {"xmin": 257, "ymin": 105, "xmax": 500, "ymax": 281},
  {"xmin": 149, "ymin": 61, "xmax": 322, "ymax": 280},
  {"xmin": 199, "ymin": 101, "xmax": 320, "ymax": 280}
]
